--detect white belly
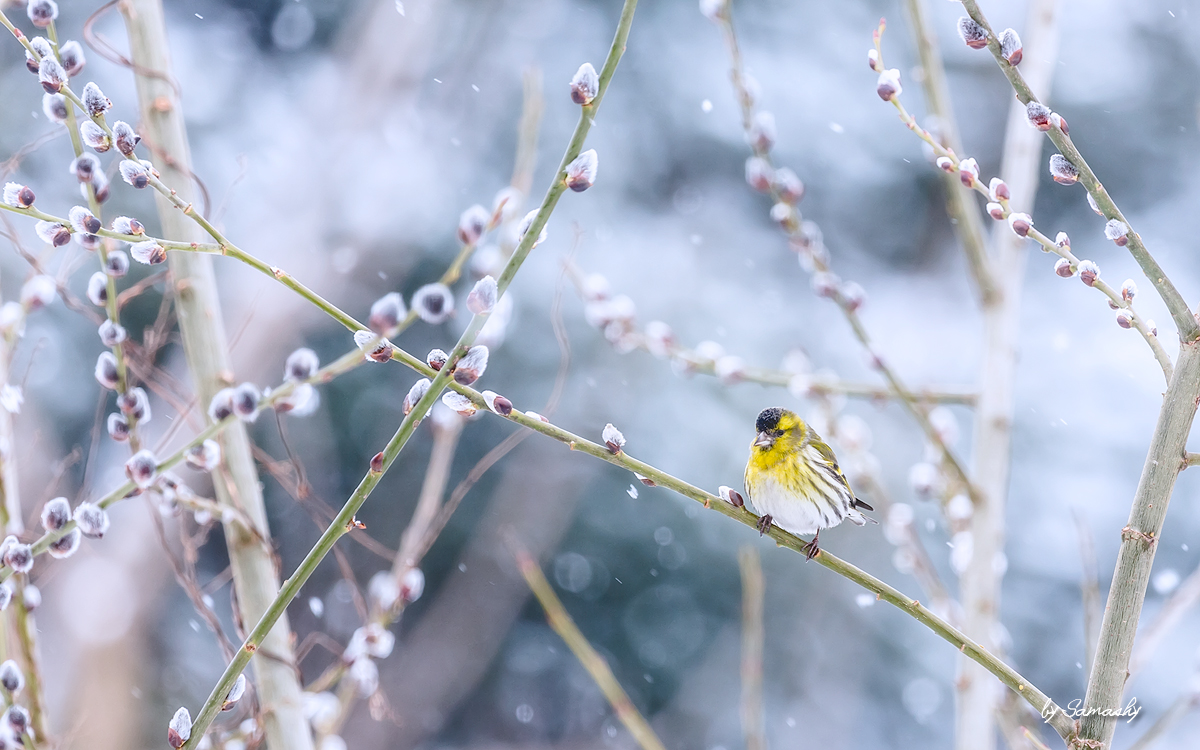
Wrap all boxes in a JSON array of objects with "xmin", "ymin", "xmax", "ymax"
[{"xmin": 747, "ymin": 476, "xmax": 844, "ymax": 536}]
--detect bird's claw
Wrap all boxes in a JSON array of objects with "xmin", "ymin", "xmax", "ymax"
[
  {"xmin": 756, "ymin": 514, "xmax": 773, "ymax": 536},
  {"xmin": 805, "ymin": 530, "xmax": 821, "ymax": 561}
]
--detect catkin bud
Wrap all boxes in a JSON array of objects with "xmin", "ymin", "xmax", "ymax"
[
  {"xmin": 119, "ymin": 160, "xmax": 150, "ymax": 188},
  {"xmin": 998, "ymin": 28, "xmax": 1022, "ymax": 65},
  {"xmin": 119, "ymin": 387, "xmax": 152, "ymax": 422},
  {"xmin": 112, "ymin": 120, "xmax": 140, "ymax": 156},
  {"xmin": 1078, "ymin": 259, "xmax": 1099, "ymax": 287},
  {"xmin": 106, "ymin": 250, "xmax": 130, "ymax": 277},
  {"xmin": 81, "ymin": 120, "xmax": 111, "ymax": 151},
  {"xmin": 168, "ymin": 707, "xmax": 192, "ymax": 749},
  {"xmin": 232, "ymin": 382, "xmax": 261, "ymax": 421},
  {"xmin": 744, "ymin": 156, "xmax": 773, "ymax": 192},
  {"xmin": 38, "ymin": 56, "xmax": 66, "ymax": 93},
  {"xmin": 1007, "ymin": 212, "xmax": 1032, "ymax": 237},
  {"xmin": 1115, "ymin": 310, "xmax": 1133, "ymax": 329},
  {"xmin": 21, "ymin": 275, "xmax": 56, "ymax": 310},
  {"xmin": 59, "ymin": 40, "xmax": 86, "ymax": 76},
  {"xmin": 457, "ymin": 204, "xmax": 489, "ymax": 245},
  {"xmin": 86, "ymin": 272, "xmax": 109, "ymax": 307},
  {"xmin": 130, "ymin": 240, "xmax": 167, "ymax": 265},
  {"xmin": 43, "ymin": 93, "xmax": 68, "ymax": 123},
  {"xmin": 82, "ymin": 82, "xmax": 111, "ymax": 116},
  {"xmin": 70, "ymin": 154, "xmax": 102, "ymax": 184},
  {"xmin": 1053, "ymin": 258, "xmax": 1074, "ymax": 278},
  {"xmin": 748, "ymin": 111, "xmax": 777, "ymax": 152},
  {"xmin": 426, "ymin": 348, "xmax": 448, "ymax": 371},
  {"xmin": 1055, "ymin": 231, "xmax": 1070, "ymax": 248},
  {"xmin": 34, "ymin": 220, "xmax": 71, "ymax": 247},
  {"xmin": 1104, "ymin": 219, "xmax": 1129, "ymax": 246},
  {"xmin": 441, "ymin": 391, "xmax": 477, "ymax": 417},
  {"xmin": 517, "ymin": 210, "xmax": 548, "ymax": 247},
  {"xmin": 110, "ymin": 216, "xmax": 144, "ymax": 236},
  {"xmin": 107, "ymin": 412, "xmax": 130, "ymax": 441},
  {"xmin": 368, "ymin": 292, "xmax": 406, "ymax": 333},
  {"xmin": 867, "ymin": 48, "xmax": 880, "ymax": 71},
  {"xmin": 986, "ymin": 202, "xmax": 1004, "ymax": 220},
  {"xmin": 699, "ymin": 0, "xmax": 727, "ymax": 21},
  {"xmin": 773, "ymin": 167, "xmax": 805, "ymax": 204},
  {"xmin": 95, "ymin": 352, "xmax": 119, "ymax": 389},
  {"xmin": 41, "ymin": 497, "xmax": 70, "ymax": 532},
  {"xmin": 957, "ymin": 17, "xmax": 988, "ymax": 49},
  {"xmin": 186, "ymin": 439, "xmax": 222, "ymax": 471},
  {"xmin": 569, "ymin": 62, "xmax": 599, "ymax": 105},
  {"xmin": 1049, "ymin": 154, "xmax": 1078, "ymax": 185},
  {"xmin": 876, "ymin": 68, "xmax": 902, "ymax": 101},
  {"xmin": 454, "ymin": 345, "xmax": 489, "ymax": 385},
  {"xmin": 48, "ymin": 528, "xmax": 81, "ymax": 559},
  {"xmin": 481, "ymin": 390, "xmax": 513, "ymax": 416},
  {"xmin": 718, "ymin": 485, "xmax": 745, "ymax": 508},
  {"xmin": 285, "ymin": 347, "xmax": 320, "ymax": 381},
  {"xmin": 75, "ymin": 232, "xmax": 101, "ymax": 251},
  {"xmin": 222, "ymin": 674, "xmax": 247, "ymax": 711},
  {"xmin": 412, "ymin": 283, "xmax": 455, "ymax": 324},
  {"xmin": 467, "ymin": 275, "xmax": 498, "ymax": 315},
  {"xmin": 69, "ymin": 205, "xmax": 102, "ymax": 234},
  {"xmin": 988, "ymin": 177, "xmax": 1010, "ymax": 202},
  {"xmin": 98, "ymin": 319, "xmax": 127, "ymax": 346},
  {"xmin": 1026, "ymin": 101, "xmax": 1051, "ymax": 131},
  {"xmin": 125, "ymin": 450, "xmax": 158, "ymax": 490},
  {"xmin": 353, "ymin": 330, "xmax": 394, "ymax": 362},
  {"xmin": 27, "ymin": 0, "xmax": 57, "ymax": 27},
  {"xmin": 6, "ymin": 705, "xmax": 29, "ymax": 735},
  {"xmin": 811, "ymin": 271, "xmax": 840, "ymax": 298},
  {"xmin": 841, "ymin": 281, "xmax": 866, "ymax": 311},
  {"xmin": 1, "ymin": 539, "xmax": 32, "ymax": 573},
  {"xmin": 403, "ymin": 378, "xmax": 432, "ymax": 415},
  {"xmin": 0, "ymin": 660, "xmax": 24, "ymax": 693},
  {"xmin": 602, "ymin": 423, "xmax": 626, "ymax": 453},
  {"xmin": 957, "ymin": 157, "xmax": 979, "ymax": 188},
  {"xmin": 2, "ymin": 183, "xmax": 35, "ymax": 209},
  {"xmin": 564, "ymin": 149, "xmax": 598, "ymax": 192},
  {"xmin": 0, "ymin": 585, "xmax": 11, "ymax": 612},
  {"xmin": 1049, "ymin": 112, "xmax": 1068, "ymax": 134},
  {"xmin": 90, "ymin": 170, "xmax": 111, "ymax": 203},
  {"xmin": 1121, "ymin": 279, "xmax": 1137, "ymax": 302},
  {"xmin": 208, "ymin": 388, "xmax": 236, "ymax": 422}
]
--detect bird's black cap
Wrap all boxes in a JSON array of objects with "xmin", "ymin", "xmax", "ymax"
[{"xmin": 756, "ymin": 407, "xmax": 783, "ymax": 434}]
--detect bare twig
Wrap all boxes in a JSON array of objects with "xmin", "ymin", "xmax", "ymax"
[{"xmin": 738, "ymin": 547, "xmax": 766, "ymax": 750}]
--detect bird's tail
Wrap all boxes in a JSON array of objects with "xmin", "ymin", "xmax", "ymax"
[{"xmin": 850, "ymin": 498, "xmax": 879, "ymax": 526}]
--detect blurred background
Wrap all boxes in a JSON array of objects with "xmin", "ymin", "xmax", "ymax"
[{"xmin": 2, "ymin": 0, "xmax": 1200, "ymax": 748}]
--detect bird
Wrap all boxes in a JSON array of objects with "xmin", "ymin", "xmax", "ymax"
[{"xmin": 743, "ymin": 407, "xmax": 875, "ymax": 560}]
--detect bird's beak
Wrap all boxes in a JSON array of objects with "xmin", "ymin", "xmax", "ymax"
[{"xmin": 754, "ymin": 431, "xmax": 773, "ymax": 448}]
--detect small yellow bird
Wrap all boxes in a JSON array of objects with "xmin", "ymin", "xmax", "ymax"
[{"xmin": 744, "ymin": 407, "xmax": 875, "ymax": 559}]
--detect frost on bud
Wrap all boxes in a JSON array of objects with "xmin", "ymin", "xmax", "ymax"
[
  {"xmin": 27, "ymin": 0, "xmax": 57, "ymax": 27},
  {"xmin": 773, "ymin": 167, "xmax": 805, "ymax": 204},
  {"xmin": 1115, "ymin": 310, "xmax": 1133, "ymax": 329},
  {"xmin": 569, "ymin": 62, "xmax": 599, "ymax": 105},
  {"xmin": 517, "ymin": 209, "xmax": 548, "ymax": 247},
  {"xmin": 1104, "ymin": 219, "xmax": 1130, "ymax": 246},
  {"xmin": 34, "ymin": 220, "xmax": 70, "ymax": 247},
  {"xmin": 353, "ymin": 330, "xmax": 394, "ymax": 362},
  {"xmin": 744, "ymin": 156, "xmax": 773, "ymax": 192},
  {"xmin": 1026, "ymin": 101, "xmax": 1051, "ymax": 131},
  {"xmin": 867, "ymin": 48, "xmax": 880, "ymax": 71},
  {"xmin": 111, "ymin": 216, "xmax": 144, "ymax": 236},
  {"xmin": 2, "ymin": 183, "xmax": 35, "ymax": 209},
  {"xmin": 107, "ymin": 412, "xmax": 129, "ymax": 441},
  {"xmin": 222, "ymin": 674, "xmax": 247, "ymax": 711},
  {"xmin": 412, "ymin": 283, "xmax": 455, "ymax": 324},
  {"xmin": 368, "ymin": 292, "xmax": 406, "ymax": 333},
  {"xmin": 106, "ymin": 250, "xmax": 130, "ymax": 278},
  {"xmin": 168, "ymin": 706, "xmax": 192, "ymax": 749},
  {"xmin": 94, "ymin": 351, "xmax": 119, "ymax": 390},
  {"xmin": 565, "ymin": 149, "xmax": 598, "ymax": 192},
  {"xmin": 748, "ymin": 111, "xmax": 777, "ymax": 152},
  {"xmin": 1049, "ymin": 112, "xmax": 1068, "ymax": 134},
  {"xmin": 38, "ymin": 56, "xmax": 66, "ymax": 93},
  {"xmin": 718, "ymin": 485, "xmax": 745, "ymax": 508},
  {"xmin": 112, "ymin": 120, "xmax": 140, "ymax": 156},
  {"xmin": 82, "ymin": 82, "xmax": 112, "ymax": 116},
  {"xmin": 1007, "ymin": 212, "xmax": 1032, "ymax": 237},
  {"xmin": 998, "ymin": 28, "xmax": 1022, "ymax": 65},
  {"xmin": 0, "ymin": 661, "xmax": 24, "ymax": 694},
  {"xmin": 441, "ymin": 391, "xmax": 477, "ymax": 417},
  {"xmin": 233, "ymin": 382, "xmax": 261, "ymax": 421},
  {"xmin": 1078, "ymin": 259, "xmax": 1099, "ymax": 287},
  {"xmin": 457, "ymin": 204, "xmax": 489, "ymax": 245},
  {"xmin": 1, "ymin": 539, "xmax": 32, "ymax": 573},
  {"xmin": 810, "ymin": 271, "xmax": 840, "ymax": 298},
  {"xmin": 42, "ymin": 93, "xmax": 68, "ymax": 123},
  {"xmin": 986, "ymin": 202, "xmax": 1004, "ymax": 220},
  {"xmin": 935, "ymin": 156, "xmax": 954, "ymax": 173},
  {"xmin": 186, "ymin": 439, "xmax": 222, "ymax": 471},
  {"xmin": 1121, "ymin": 279, "xmax": 1137, "ymax": 302},
  {"xmin": 98, "ymin": 319, "xmax": 127, "ymax": 346},
  {"xmin": 1049, "ymin": 154, "xmax": 1078, "ymax": 185},
  {"xmin": 467, "ymin": 276, "xmax": 498, "ymax": 316},
  {"xmin": 81, "ymin": 120, "xmax": 111, "ymax": 152},
  {"xmin": 957, "ymin": 157, "xmax": 980, "ymax": 188},
  {"xmin": 285, "ymin": 347, "xmax": 320, "ymax": 382},
  {"xmin": 1053, "ymin": 258, "xmax": 1074, "ymax": 278},
  {"xmin": 208, "ymin": 388, "xmax": 236, "ymax": 422},
  {"xmin": 454, "ymin": 345, "xmax": 489, "ymax": 385},
  {"xmin": 714, "ymin": 355, "xmax": 745, "ymax": 384},
  {"xmin": 5, "ymin": 704, "xmax": 29, "ymax": 735},
  {"xmin": 403, "ymin": 378, "xmax": 432, "ymax": 415},
  {"xmin": 21, "ymin": 275, "xmax": 56, "ymax": 310},
  {"xmin": 1055, "ymin": 231, "xmax": 1070, "ymax": 248},
  {"xmin": 119, "ymin": 159, "xmax": 150, "ymax": 188},
  {"xmin": 48, "ymin": 528, "xmax": 81, "ymax": 559},
  {"xmin": 69, "ymin": 205, "xmax": 102, "ymax": 234},
  {"xmin": 41, "ymin": 497, "xmax": 70, "ymax": 532},
  {"xmin": 957, "ymin": 17, "xmax": 988, "ymax": 49},
  {"xmin": 602, "ymin": 423, "xmax": 626, "ymax": 453},
  {"xmin": 125, "ymin": 450, "xmax": 158, "ymax": 490},
  {"xmin": 59, "ymin": 40, "xmax": 86, "ymax": 76},
  {"xmin": 988, "ymin": 178, "xmax": 1009, "ymax": 203},
  {"xmin": 481, "ymin": 390, "xmax": 512, "ymax": 416},
  {"xmin": 876, "ymin": 68, "xmax": 902, "ymax": 101}
]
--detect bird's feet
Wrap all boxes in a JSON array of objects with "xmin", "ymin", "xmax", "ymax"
[
  {"xmin": 756, "ymin": 514, "xmax": 773, "ymax": 536},
  {"xmin": 805, "ymin": 530, "xmax": 821, "ymax": 561}
]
